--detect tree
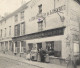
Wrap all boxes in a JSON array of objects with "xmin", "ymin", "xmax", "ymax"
[{"xmin": 74, "ymin": 0, "xmax": 80, "ymax": 4}]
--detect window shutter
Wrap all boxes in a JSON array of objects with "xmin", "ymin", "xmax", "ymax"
[{"xmin": 54, "ymin": 41, "xmax": 61, "ymax": 51}]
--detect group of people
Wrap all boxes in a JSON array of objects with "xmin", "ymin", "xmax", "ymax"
[{"xmin": 37, "ymin": 48, "xmax": 49, "ymax": 62}]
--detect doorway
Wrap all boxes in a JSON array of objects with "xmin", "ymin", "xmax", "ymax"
[{"xmin": 37, "ymin": 43, "xmax": 42, "ymax": 50}]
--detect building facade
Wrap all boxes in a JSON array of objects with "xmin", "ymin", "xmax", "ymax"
[
  {"xmin": 0, "ymin": 0, "xmax": 80, "ymax": 64},
  {"xmin": 0, "ymin": 13, "xmax": 14, "ymax": 54}
]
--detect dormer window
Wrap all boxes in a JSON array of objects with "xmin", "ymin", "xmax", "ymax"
[{"xmin": 38, "ymin": 4, "xmax": 42, "ymax": 14}]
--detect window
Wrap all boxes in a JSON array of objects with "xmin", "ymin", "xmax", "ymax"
[
  {"xmin": 15, "ymin": 25, "xmax": 17, "ymax": 36},
  {"xmin": 37, "ymin": 43, "xmax": 42, "ymax": 50},
  {"xmin": 54, "ymin": 41, "xmax": 62, "ymax": 57},
  {"xmin": 46, "ymin": 41, "xmax": 54, "ymax": 56},
  {"xmin": 1, "ymin": 29, "xmax": 2, "ymax": 37},
  {"xmin": 5, "ymin": 28, "xmax": 6, "ymax": 37},
  {"xmin": 15, "ymin": 42, "xmax": 20, "ymax": 53},
  {"xmin": 46, "ymin": 41, "xmax": 62, "ymax": 57},
  {"xmin": 21, "ymin": 22, "xmax": 25, "ymax": 35},
  {"xmin": 0, "ymin": 29, "xmax": 2, "ymax": 37},
  {"xmin": 15, "ymin": 15, "xmax": 18, "ymax": 22},
  {"xmin": 21, "ymin": 41, "xmax": 26, "ymax": 53},
  {"xmin": 38, "ymin": 21, "xmax": 43, "ymax": 31},
  {"xmin": 9, "ymin": 26, "xmax": 11, "ymax": 36},
  {"xmin": 15, "ymin": 24, "xmax": 20, "ymax": 36},
  {"xmin": 9, "ymin": 41, "xmax": 13, "ymax": 51},
  {"xmin": 38, "ymin": 4, "xmax": 42, "ymax": 14},
  {"xmin": 5, "ymin": 41, "xmax": 8, "ymax": 50},
  {"xmin": 21, "ymin": 11, "xmax": 24, "ymax": 20}
]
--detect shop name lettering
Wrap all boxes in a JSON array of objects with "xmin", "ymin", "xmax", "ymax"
[{"xmin": 29, "ymin": 5, "xmax": 66, "ymax": 21}]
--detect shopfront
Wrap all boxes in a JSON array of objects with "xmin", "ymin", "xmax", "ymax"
[
  {"xmin": 46, "ymin": 41, "xmax": 61, "ymax": 57},
  {"xmin": 13, "ymin": 41, "xmax": 27, "ymax": 57},
  {"xmin": 26, "ymin": 36, "xmax": 63, "ymax": 62},
  {"xmin": 12, "ymin": 26, "xmax": 65, "ymax": 63}
]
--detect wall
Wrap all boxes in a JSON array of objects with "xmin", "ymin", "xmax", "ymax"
[
  {"xmin": 25, "ymin": 0, "xmax": 67, "ymax": 34},
  {"xmin": 63, "ymin": 0, "xmax": 80, "ymax": 58},
  {"xmin": 0, "ymin": 16, "xmax": 14, "ymax": 40}
]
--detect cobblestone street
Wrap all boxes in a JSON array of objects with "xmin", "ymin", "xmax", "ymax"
[
  {"xmin": 0, "ymin": 56, "xmax": 40, "ymax": 68},
  {"xmin": 0, "ymin": 54, "xmax": 80, "ymax": 68}
]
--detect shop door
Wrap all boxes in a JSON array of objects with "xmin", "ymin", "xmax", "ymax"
[
  {"xmin": 37, "ymin": 43, "xmax": 42, "ymax": 50},
  {"xmin": 5, "ymin": 42, "xmax": 8, "ymax": 51},
  {"xmin": 9, "ymin": 41, "xmax": 13, "ymax": 52}
]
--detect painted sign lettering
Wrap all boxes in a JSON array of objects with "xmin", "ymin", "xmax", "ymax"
[{"xmin": 29, "ymin": 5, "xmax": 66, "ymax": 21}]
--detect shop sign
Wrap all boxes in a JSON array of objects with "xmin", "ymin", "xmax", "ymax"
[
  {"xmin": 66, "ymin": 35, "xmax": 71, "ymax": 46},
  {"xmin": 73, "ymin": 42, "xmax": 79, "ymax": 55},
  {"xmin": 29, "ymin": 5, "xmax": 66, "ymax": 21},
  {"xmin": 12, "ymin": 27, "xmax": 65, "ymax": 41}
]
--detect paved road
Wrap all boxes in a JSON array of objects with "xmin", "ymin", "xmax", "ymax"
[
  {"xmin": 0, "ymin": 56, "xmax": 80, "ymax": 68},
  {"xmin": 0, "ymin": 56, "xmax": 40, "ymax": 68}
]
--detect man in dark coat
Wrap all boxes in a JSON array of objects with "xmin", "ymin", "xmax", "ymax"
[{"xmin": 40, "ymin": 48, "xmax": 46, "ymax": 62}]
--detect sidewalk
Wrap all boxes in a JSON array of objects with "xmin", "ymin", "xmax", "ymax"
[{"xmin": 0, "ymin": 53, "xmax": 66, "ymax": 68}]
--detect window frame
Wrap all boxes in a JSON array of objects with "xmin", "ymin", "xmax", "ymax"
[
  {"xmin": 9, "ymin": 26, "xmax": 11, "ymax": 36},
  {"xmin": 21, "ymin": 22, "xmax": 25, "ymax": 35},
  {"xmin": 38, "ymin": 20, "xmax": 43, "ymax": 31},
  {"xmin": 38, "ymin": 4, "xmax": 42, "ymax": 14},
  {"xmin": 20, "ymin": 11, "xmax": 24, "ymax": 20},
  {"xmin": 14, "ymin": 24, "xmax": 20, "ymax": 36},
  {"xmin": 14, "ymin": 14, "xmax": 18, "ymax": 22},
  {"xmin": 5, "ymin": 28, "xmax": 6, "ymax": 37}
]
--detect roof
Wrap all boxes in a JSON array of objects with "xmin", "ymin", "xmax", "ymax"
[{"xmin": 0, "ymin": 1, "xmax": 30, "ymax": 22}]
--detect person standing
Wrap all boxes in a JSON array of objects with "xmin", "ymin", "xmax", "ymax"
[
  {"xmin": 40, "ymin": 48, "xmax": 46, "ymax": 62},
  {"xmin": 66, "ymin": 55, "xmax": 77, "ymax": 68},
  {"xmin": 45, "ymin": 49, "xmax": 49, "ymax": 63},
  {"xmin": 37, "ymin": 49, "xmax": 41, "ymax": 62}
]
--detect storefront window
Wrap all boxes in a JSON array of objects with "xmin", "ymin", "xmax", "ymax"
[
  {"xmin": 15, "ymin": 42, "xmax": 20, "ymax": 53},
  {"xmin": 46, "ymin": 41, "xmax": 62, "ymax": 57},
  {"xmin": 54, "ymin": 41, "xmax": 62, "ymax": 57},
  {"xmin": 21, "ymin": 41, "xmax": 26, "ymax": 53},
  {"xmin": 46, "ymin": 41, "xmax": 54, "ymax": 56}
]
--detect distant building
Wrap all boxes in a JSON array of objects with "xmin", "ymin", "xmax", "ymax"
[{"xmin": 0, "ymin": 0, "xmax": 80, "ymax": 64}]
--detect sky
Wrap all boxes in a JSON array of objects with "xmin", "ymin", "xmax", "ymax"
[{"xmin": 0, "ymin": 0, "xmax": 30, "ymax": 16}]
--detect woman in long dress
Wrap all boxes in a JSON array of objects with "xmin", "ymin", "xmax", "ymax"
[{"xmin": 37, "ymin": 49, "xmax": 41, "ymax": 62}]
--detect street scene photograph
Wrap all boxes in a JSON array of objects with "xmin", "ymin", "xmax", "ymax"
[{"xmin": 0, "ymin": 0, "xmax": 80, "ymax": 68}]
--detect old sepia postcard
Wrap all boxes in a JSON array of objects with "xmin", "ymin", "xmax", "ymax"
[{"xmin": 0, "ymin": 0, "xmax": 80, "ymax": 68}]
